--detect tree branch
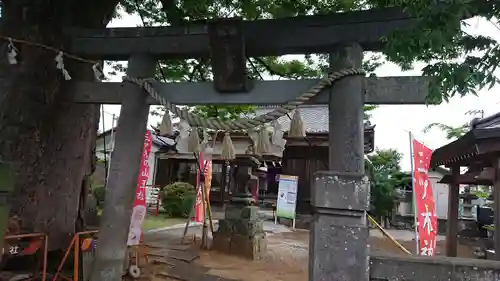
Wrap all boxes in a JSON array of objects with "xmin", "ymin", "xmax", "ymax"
[
  {"xmin": 159, "ymin": 0, "xmax": 186, "ymax": 25},
  {"xmin": 248, "ymin": 58, "xmax": 264, "ymax": 80},
  {"xmin": 72, "ymin": 0, "xmax": 121, "ymax": 27},
  {"xmin": 252, "ymin": 57, "xmax": 294, "ymax": 78}
]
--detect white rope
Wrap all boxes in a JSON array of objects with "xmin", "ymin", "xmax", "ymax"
[
  {"xmin": 55, "ymin": 51, "xmax": 71, "ymax": 80},
  {"xmin": 7, "ymin": 38, "xmax": 18, "ymax": 65},
  {"xmin": 122, "ymin": 68, "xmax": 365, "ymax": 131},
  {"xmin": 92, "ymin": 63, "xmax": 105, "ymax": 81}
]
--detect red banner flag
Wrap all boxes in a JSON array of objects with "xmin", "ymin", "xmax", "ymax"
[
  {"xmin": 411, "ymin": 137, "xmax": 438, "ymax": 256},
  {"xmin": 194, "ymin": 152, "xmax": 212, "ymax": 223},
  {"xmin": 127, "ymin": 130, "xmax": 153, "ymax": 245}
]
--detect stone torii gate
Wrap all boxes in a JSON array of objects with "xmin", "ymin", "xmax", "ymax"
[{"xmin": 67, "ymin": 6, "xmax": 500, "ymax": 281}]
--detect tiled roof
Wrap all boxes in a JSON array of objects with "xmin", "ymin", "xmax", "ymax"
[
  {"xmin": 153, "ymin": 134, "xmax": 175, "ymax": 147},
  {"xmin": 99, "ymin": 105, "xmax": 371, "ymax": 143},
  {"xmin": 97, "ymin": 129, "xmax": 175, "ymax": 149},
  {"xmin": 255, "ymin": 105, "xmax": 330, "ymax": 133},
  {"xmin": 472, "ymin": 112, "xmax": 500, "ymax": 129}
]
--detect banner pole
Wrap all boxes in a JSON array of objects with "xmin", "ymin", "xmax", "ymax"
[
  {"xmin": 181, "ymin": 152, "xmax": 204, "ymax": 243},
  {"xmin": 409, "ymin": 131, "xmax": 419, "ymax": 255},
  {"xmin": 200, "ymin": 181, "xmax": 208, "ymax": 249},
  {"xmin": 181, "ymin": 194, "xmax": 196, "ymax": 244}
]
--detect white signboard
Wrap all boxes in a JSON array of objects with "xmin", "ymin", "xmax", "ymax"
[{"xmin": 275, "ymin": 175, "xmax": 299, "ymax": 227}]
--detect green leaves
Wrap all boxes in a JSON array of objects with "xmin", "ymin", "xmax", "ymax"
[
  {"xmin": 422, "ymin": 122, "xmax": 469, "ymax": 140},
  {"xmin": 114, "ymin": 0, "xmax": 498, "ymax": 109},
  {"xmin": 190, "ymin": 105, "xmax": 256, "ymax": 121},
  {"xmin": 365, "ymin": 149, "xmax": 411, "ymax": 219},
  {"xmin": 381, "ymin": 0, "xmax": 499, "ymax": 102},
  {"xmin": 367, "ymin": 149, "xmax": 403, "ymax": 174},
  {"xmin": 363, "ymin": 105, "xmax": 378, "ymax": 120}
]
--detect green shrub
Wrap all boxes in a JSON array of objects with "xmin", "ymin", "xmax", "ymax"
[
  {"xmin": 161, "ymin": 182, "xmax": 195, "ymax": 218},
  {"xmin": 93, "ymin": 185, "xmax": 106, "ymax": 208}
]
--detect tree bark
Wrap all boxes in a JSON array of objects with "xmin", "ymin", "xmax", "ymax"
[{"xmin": 0, "ymin": 0, "xmax": 118, "ymax": 250}]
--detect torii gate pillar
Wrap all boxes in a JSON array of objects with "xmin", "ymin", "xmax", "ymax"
[
  {"xmin": 91, "ymin": 55, "xmax": 157, "ymax": 281},
  {"xmin": 310, "ymin": 44, "xmax": 370, "ymax": 281}
]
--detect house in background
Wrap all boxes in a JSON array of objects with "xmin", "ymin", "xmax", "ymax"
[
  {"xmin": 257, "ymin": 104, "xmax": 375, "ymax": 211},
  {"xmin": 153, "ymin": 104, "xmax": 375, "ymax": 209},
  {"xmin": 156, "ymin": 104, "xmax": 375, "ymax": 157},
  {"xmin": 396, "ymin": 166, "xmax": 451, "ymax": 220},
  {"xmin": 94, "ymin": 104, "xmax": 375, "ymax": 209},
  {"xmin": 94, "ymin": 128, "xmax": 175, "ymax": 193},
  {"xmin": 396, "ymin": 158, "xmax": 492, "ymax": 232},
  {"xmin": 255, "ymin": 105, "xmax": 335, "ymax": 134}
]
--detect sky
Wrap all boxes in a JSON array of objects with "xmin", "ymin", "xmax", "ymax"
[{"xmin": 99, "ymin": 12, "xmax": 500, "ymax": 172}]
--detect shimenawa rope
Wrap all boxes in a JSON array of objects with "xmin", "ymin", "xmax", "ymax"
[
  {"xmin": 123, "ymin": 68, "xmax": 365, "ymax": 131},
  {"xmin": 2, "ymin": 36, "xmax": 364, "ymax": 132}
]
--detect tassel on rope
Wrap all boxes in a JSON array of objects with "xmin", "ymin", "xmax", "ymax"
[
  {"xmin": 211, "ymin": 131, "xmax": 219, "ymax": 148},
  {"xmin": 255, "ymin": 128, "xmax": 271, "ymax": 155},
  {"xmin": 178, "ymin": 120, "xmax": 190, "ymax": 139},
  {"xmin": 55, "ymin": 51, "xmax": 71, "ymax": 80},
  {"xmin": 258, "ymin": 161, "xmax": 268, "ymax": 172},
  {"xmin": 221, "ymin": 132, "xmax": 236, "ymax": 160},
  {"xmin": 159, "ymin": 111, "xmax": 173, "ymax": 136},
  {"xmin": 187, "ymin": 128, "xmax": 201, "ymax": 153},
  {"xmin": 201, "ymin": 128, "xmax": 209, "ymax": 147},
  {"xmin": 7, "ymin": 38, "xmax": 18, "ymax": 65},
  {"xmin": 247, "ymin": 128, "xmax": 258, "ymax": 145},
  {"xmin": 288, "ymin": 109, "xmax": 305, "ymax": 137}
]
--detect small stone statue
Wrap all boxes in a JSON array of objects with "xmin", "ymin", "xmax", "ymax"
[
  {"xmin": 230, "ymin": 165, "xmax": 255, "ymax": 205},
  {"xmin": 232, "ymin": 165, "xmax": 251, "ymax": 194}
]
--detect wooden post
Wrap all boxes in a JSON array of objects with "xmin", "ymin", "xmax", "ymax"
[
  {"xmin": 201, "ymin": 180, "xmax": 208, "ymax": 249},
  {"xmin": 221, "ymin": 163, "xmax": 228, "ymax": 204},
  {"xmin": 445, "ymin": 165, "xmax": 460, "ymax": 257},
  {"xmin": 90, "ymin": 55, "xmax": 156, "ymax": 281},
  {"xmin": 310, "ymin": 44, "xmax": 369, "ymax": 281},
  {"xmin": 494, "ymin": 159, "xmax": 500, "ymax": 260},
  {"xmin": 74, "ymin": 234, "xmax": 80, "ymax": 281}
]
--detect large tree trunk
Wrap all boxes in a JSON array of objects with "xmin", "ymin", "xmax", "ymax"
[{"xmin": 0, "ymin": 0, "xmax": 118, "ymax": 250}]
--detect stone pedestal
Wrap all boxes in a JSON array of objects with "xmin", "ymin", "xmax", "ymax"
[
  {"xmin": 310, "ymin": 171, "xmax": 370, "ymax": 281},
  {"xmin": 212, "ymin": 204, "xmax": 267, "ymax": 260},
  {"xmin": 214, "ymin": 155, "xmax": 267, "ymax": 259}
]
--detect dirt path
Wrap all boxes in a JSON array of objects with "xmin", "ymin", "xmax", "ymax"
[
  {"xmin": 141, "ymin": 227, "xmax": 476, "ymax": 281},
  {"xmin": 198, "ymin": 230, "xmax": 309, "ymax": 281}
]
